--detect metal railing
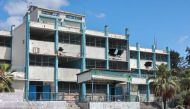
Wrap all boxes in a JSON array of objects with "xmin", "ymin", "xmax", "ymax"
[{"xmin": 27, "ymin": 92, "xmax": 139, "ymax": 102}]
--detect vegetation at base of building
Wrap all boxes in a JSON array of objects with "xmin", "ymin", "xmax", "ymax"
[
  {"xmin": 161, "ymin": 46, "xmax": 190, "ymax": 109},
  {"xmin": 0, "ymin": 64, "xmax": 14, "ymax": 92},
  {"xmin": 150, "ymin": 64, "xmax": 179, "ymax": 109}
]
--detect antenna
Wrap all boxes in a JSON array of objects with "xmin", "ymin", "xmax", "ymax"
[
  {"xmin": 154, "ymin": 35, "xmax": 157, "ymax": 48},
  {"xmin": 23, "ymin": 0, "xmax": 32, "ymax": 10}
]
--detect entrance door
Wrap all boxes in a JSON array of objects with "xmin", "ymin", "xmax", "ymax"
[
  {"xmin": 29, "ymin": 85, "xmax": 36, "ymax": 100},
  {"xmin": 43, "ymin": 85, "xmax": 50, "ymax": 100}
]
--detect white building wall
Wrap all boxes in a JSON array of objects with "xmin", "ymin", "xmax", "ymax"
[
  {"xmin": 58, "ymin": 43, "xmax": 81, "ymax": 57},
  {"xmin": 0, "ymin": 47, "xmax": 11, "ymax": 60},
  {"xmin": 29, "ymin": 66, "xmax": 54, "ymax": 81},
  {"xmin": 130, "ymin": 59, "xmax": 137, "ymax": 69},
  {"xmin": 58, "ymin": 68, "xmax": 80, "ymax": 82},
  {"xmin": 86, "ymin": 46, "xmax": 105, "ymax": 59},
  {"xmin": 30, "ymin": 40, "xmax": 55, "ymax": 56},
  {"xmin": 0, "ymin": 30, "xmax": 11, "ymax": 37},
  {"xmin": 30, "ymin": 22, "xmax": 55, "ymax": 30},
  {"xmin": 12, "ymin": 23, "xmax": 26, "ymax": 68}
]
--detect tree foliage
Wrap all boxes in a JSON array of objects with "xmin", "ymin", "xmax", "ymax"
[
  {"xmin": 0, "ymin": 64, "xmax": 14, "ymax": 92},
  {"xmin": 152, "ymin": 64, "xmax": 179, "ymax": 109}
]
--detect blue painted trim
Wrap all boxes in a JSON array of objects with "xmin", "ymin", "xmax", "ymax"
[
  {"xmin": 25, "ymin": 12, "xmax": 30, "ymax": 100},
  {"xmin": 80, "ymin": 23, "xmax": 86, "ymax": 101},
  {"xmin": 146, "ymin": 80, "xmax": 150, "ymax": 102},
  {"xmin": 166, "ymin": 47, "xmax": 171, "ymax": 70},
  {"xmin": 107, "ymin": 84, "xmax": 110, "ymax": 101},
  {"xmin": 64, "ymin": 18, "xmax": 83, "ymax": 23},
  {"xmin": 105, "ymin": 25, "xmax": 109, "ymax": 69},
  {"xmin": 125, "ymin": 28, "xmax": 130, "ymax": 70},
  {"xmin": 39, "ymin": 14, "xmax": 61, "ymax": 20},
  {"xmin": 136, "ymin": 43, "xmax": 141, "ymax": 77},
  {"xmin": 54, "ymin": 18, "xmax": 59, "ymax": 97},
  {"xmin": 152, "ymin": 45, "xmax": 156, "ymax": 76}
]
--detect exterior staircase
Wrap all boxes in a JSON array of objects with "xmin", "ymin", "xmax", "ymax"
[{"xmin": 67, "ymin": 101, "xmax": 81, "ymax": 109}]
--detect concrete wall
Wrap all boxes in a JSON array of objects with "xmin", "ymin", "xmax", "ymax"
[
  {"xmin": 156, "ymin": 61, "xmax": 167, "ymax": 66},
  {"xmin": 0, "ymin": 46, "xmax": 11, "ymax": 60},
  {"xmin": 30, "ymin": 8, "xmax": 38, "ymax": 22},
  {"xmin": 58, "ymin": 43, "xmax": 81, "ymax": 57},
  {"xmin": 0, "ymin": 30, "xmax": 11, "ymax": 36},
  {"xmin": 29, "ymin": 66, "xmax": 81, "ymax": 82},
  {"xmin": 29, "ymin": 66, "xmax": 54, "ymax": 81},
  {"xmin": 109, "ymin": 50, "xmax": 127, "ymax": 61},
  {"xmin": 12, "ymin": 80, "xmax": 25, "ymax": 92},
  {"xmin": 12, "ymin": 23, "xmax": 26, "ymax": 68},
  {"xmin": 30, "ymin": 21, "xmax": 54, "ymax": 30},
  {"xmin": 130, "ymin": 59, "xmax": 137, "ymax": 69},
  {"xmin": 58, "ymin": 68, "xmax": 80, "ymax": 82},
  {"xmin": 0, "ymin": 101, "xmax": 67, "ymax": 109},
  {"xmin": 86, "ymin": 46, "xmax": 105, "ymax": 59},
  {"xmin": 30, "ymin": 40, "xmax": 55, "ymax": 56},
  {"xmin": 88, "ymin": 102, "xmax": 140, "ymax": 109}
]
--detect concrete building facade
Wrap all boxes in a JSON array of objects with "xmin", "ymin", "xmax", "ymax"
[{"xmin": 1, "ymin": 6, "xmax": 170, "ymax": 102}]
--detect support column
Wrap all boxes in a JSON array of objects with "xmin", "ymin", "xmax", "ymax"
[
  {"xmin": 25, "ymin": 11, "xmax": 30, "ymax": 100},
  {"xmin": 105, "ymin": 25, "xmax": 109, "ymax": 69},
  {"xmin": 166, "ymin": 47, "xmax": 171, "ymax": 70},
  {"xmin": 107, "ymin": 84, "xmax": 110, "ymax": 101},
  {"xmin": 91, "ymin": 80, "xmax": 94, "ymax": 101},
  {"xmin": 10, "ymin": 25, "xmax": 15, "ymax": 65},
  {"xmin": 152, "ymin": 45, "xmax": 156, "ymax": 76},
  {"xmin": 80, "ymin": 23, "xmax": 86, "ymax": 101},
  {"xmin": 54, "ymin": 18, "xmax": 59, "ymax": 99},
  {"xmin": 146, "ymin": 80, "xmax": 150, "ymax": 102},
  {"xmin": 136, "ymin": 43, "xmax": 141, "ymax": 77},
  {"xmin": 125, "ymin": 28, "xmax": 130, "ymax": 70}
]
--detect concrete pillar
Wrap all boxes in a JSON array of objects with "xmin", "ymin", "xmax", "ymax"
[
  {"xmin": 80, "ymin": 23, "xmax": 86, "ymax": 101},
  {"xmin": 166, "ymin": 47, "xmax": 171, "ymax": 70},
  {"xmin": 91, "ymin": 80, "xmax": 94, "ymax": 101},
  {"xmin": 152, "ymin": 45, "xmax": 156, "ymax": 76},
  {"xmin": 125, "ymin": 28, "xmax": 130, "ymax": 70},
  {"xmin": 107, "ymin": 84, "xmax": 110, "ymax": 101},
  {"xmin": 54, "ymin": 18, "xmax": 59, "ymax": 99},
  {"xmin": 136, "ymin": 43, "xmax": 141, "ymax": 77},
  {"xmin": 146, "ymin": 81, "xmax": 150, "ymax": 102},
  {"xmin": 105, "ymin": 25, "xmax": 109, "ymax": 69},
  {"xmin": 10, "ymin": 25, "xmax": 15, "ymax": 66},
  {"xmin": 25, "ymin": 11, "xmax": 30, "ymax": 100}
]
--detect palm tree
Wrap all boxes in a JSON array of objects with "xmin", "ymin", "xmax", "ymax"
[
  {"xmin": 151, "ymin": 64, "xmax": 179, "ymax": 109},
  {"xmin": 180, "ymin": 69, "xmax": 190, "ymax": 91},
  {"xmin": 0, "ymin": 64, "xmax": 14, "ymax": 92}
]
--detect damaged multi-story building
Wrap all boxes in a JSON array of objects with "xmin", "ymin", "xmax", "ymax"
[{"xmin": 0, "ymin": 5, "xmax": 170, "ymax": 103}]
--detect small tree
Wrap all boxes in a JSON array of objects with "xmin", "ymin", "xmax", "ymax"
[
  {"xmin": 0, "ymin": 64, "xmax": 14, "ymax": 92},
  {"xmin": 152, "ymin": 64, "xmax": 179, "ymax": 109}
]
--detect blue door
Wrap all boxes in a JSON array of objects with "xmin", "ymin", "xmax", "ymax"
[
  {"xmin": 43, "ymin": 85, "xmax": 50, "ymax": 100},
  {"xmin": 29, "ymin": 85, "xmax": 36, "ymax": 100}
]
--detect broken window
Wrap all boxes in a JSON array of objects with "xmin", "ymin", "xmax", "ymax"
[
  {"xmin": 140, "ymin": 52, "xmax": 152, "ymax": 60},
  {"xmin": 109, "ymin": 48, "xmax": 124, "ymax": 57},
  {"xmin": 130, "ymin": 51, "xmax": 137, "ymax": 59},
  {"xmin": 156, "ymin": 54, "xmax": 167, "ymax": 62},
  {"xmin": 109, "ymin": 61, "xmax": 128, "ymax": 70},
  {"xmin": 109, "ymin": 38, "xmax": 127, "ymax": 49},
  {"xmin": 0, "ymin": 60, "xmax": 11, "ymax": 64},
  {"xmin": 86, "ymin": 36, "xmax": 105, "ymax": 47},
  {"xmin": 29, "ymin": 54, "xmax": 55, "ymax": 67},
  {"xmin": 0, "ymin": 36, "xmax": 11, "ymax": 47},
  {"xmin": 58, "ymin": 57, "xmax": 80, "ymax": 69},
  {"xmin": 59, "ymin": 32, "xmax": 81, "ymax": 45},
  {"xmin": 86, "ymin": 59, "xmax": 106, "ymax": 69}
]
